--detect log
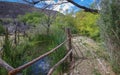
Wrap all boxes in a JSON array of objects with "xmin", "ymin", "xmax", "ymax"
[{"xmin": 0, "ymin": 58, "xmax": 14, "ymax": 71}]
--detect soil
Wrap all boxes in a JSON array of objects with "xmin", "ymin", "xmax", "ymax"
[{"xmin": 69, "ymin": 36, "xmax": 116, "ymax": 75}]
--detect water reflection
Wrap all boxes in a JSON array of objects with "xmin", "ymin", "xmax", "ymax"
[{"xmin": 30, "ymin": 57, "xmax": 51, "ymax": 75}]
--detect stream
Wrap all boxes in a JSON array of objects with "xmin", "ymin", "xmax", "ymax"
[{"xmin": 28, "ymin": 57, "xmax": 51, "ymax": 75}]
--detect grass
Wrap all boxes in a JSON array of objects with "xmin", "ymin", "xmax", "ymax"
[
  {"xmin": 93, "ymin": 69, "xmax": 101, "ymax": 75},
  {"xmin": 0, "ymin": 26, "xmax": 69, "ymax": 75}
]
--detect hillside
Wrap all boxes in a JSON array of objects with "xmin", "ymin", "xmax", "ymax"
[
  {"xmin": 0, "ymin": 1, "xmax": 58, "ymax": 18},
  {"xmin": 0, "ymin": 1, "xmax": 59, "ymax": 34}
]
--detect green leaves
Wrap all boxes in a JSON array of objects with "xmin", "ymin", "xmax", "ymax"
[
  {"xmin": 75, "ymin": 11, "xmax": 99, "ymax": 40},
  {"xmin": 52, "ymin": 14, "xmax": 77, "ymax": 34},
  {"xmin": 18, "ymin": 12, "xmax": 46, "ymax": 26},
  {"xmin": 99, "ymin": 0, "xmax": 120, "ymax": 74}
]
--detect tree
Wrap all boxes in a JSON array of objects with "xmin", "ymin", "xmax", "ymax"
[
  {"xmin": 19, "ymin": 12, "xmax": 56, "ymax": 34},
  {"xmin": 99, "ymin": 0, "xmax": 120, "ymax": 74},
  {"xmin": 19, "ymin": 12, "xmax": 45, "ymax": 25},
  {"xmin": 52, "ymin": 13, "xmax": 77, "ymax": 33},
  {"xmin": 40, "ymin": 11, "xmax": 57, "ymax": 34},
  {"xmin": 75, "ymin": 11, "xmax": 99, "ymax": 40}
]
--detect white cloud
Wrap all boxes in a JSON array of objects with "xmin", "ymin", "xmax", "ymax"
[
  {"xmin": 44, "ymin": 1, "xmax": 74, "ymax": 14},
  {"xmin": 53, "ymin": 2, "xmax": 74, "ymax": 14}
]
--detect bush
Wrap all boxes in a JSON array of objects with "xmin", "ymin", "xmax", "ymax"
[
  {"xmin": 99, "ymin": 0, "xmax": 120, "ymax": 74},
  {"xmin": 75, "ymin": 11, "xmax": 100, "ymax": 40},
  {"xmin": 52, "ymin": 14, "xmax": 78, "ymax": 34}
]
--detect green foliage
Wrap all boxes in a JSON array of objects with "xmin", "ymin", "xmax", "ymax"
[
  {"xmin": 48, "ymin": 27, "xmax": 66, "ymax": 62},
  {"xmin": 93, "ymin": 69, "xmax": 101, "ymax": 75},
  {"xmin": 99, "ymin": 0, "xmax": 120, "ymax": 74},
  {"xmin": 0, "ymin": 10, "xmax": 100, "ymax": 75},
  {"xmin": 53, "ymin": 11, "xmax": 100, "ymax": 41},
  {"xmin": 19, "ymin": 12, "xmax": 54, "ymax": 34},
  {"xmin": 49, "ymin": 33, "xmax": 68, "ymax": 74},
  {"xmin": 0, "ymin": 25, "xmax": 5, "ymax": 35},
  {"xmin": 0, "ymin": 26, "xmax": 68, "ymax": 75},
  {"xmin": 0, "ymin": 68, "xmax": 7, "ymax": 75},
  {"xmin": 18, "ymin": 12, "xmax": 46, "ymax": 26},
  {"xmin": 29, "ymin": 27, "xmax": 68, "ymax": 73},
  {"xmin": 3, "ymin": 30, "xmax": 12, "ymax": 64},
  {"xmin": 75, "ymin": 11, "xmax": 99, "ymax": 40},
  {"xmin": 53, "ymin": 14, "xmax": 78, "ymax": 34}
]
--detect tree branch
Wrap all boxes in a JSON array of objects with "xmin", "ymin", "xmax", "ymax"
[
  {"xmin": 23, "ymin": 0, "xmax": 99, "ymax": 13},
  {"xmin": 0, "ymin": 58, "xmax": 14, "ymax": 71},
  {"xmin": 67, "ymin": 0, "xmax": 98, "ymax": 13},
  {"xmin": 42, "ymin": 2, "xmax": 69, "ymax": 9}
]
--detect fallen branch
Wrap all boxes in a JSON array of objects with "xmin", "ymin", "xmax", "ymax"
[
  {"xmin": 47, "ymin": 49, "xmax": 72, "ymax": 75},
  {"xmin": 0, "ymin": 58, "xmax": 14, "ymax": 71}
]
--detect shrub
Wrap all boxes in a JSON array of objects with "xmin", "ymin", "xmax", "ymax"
[
  {"xmin": 75, "ymin": 11, "xmax": 100, "ymax": 40},
  {"xmin": 99, "ymin": 0, "xmax": 120, "ymax": 74}
]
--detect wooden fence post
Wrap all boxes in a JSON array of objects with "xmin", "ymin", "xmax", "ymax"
[{"xmin": 66, "ymin": 28, "xmax": 72, "ymax": 61}]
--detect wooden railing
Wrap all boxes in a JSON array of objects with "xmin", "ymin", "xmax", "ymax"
[{"xmin": 0, "ymin": 28, "xmax": 73, "ymax": 75}]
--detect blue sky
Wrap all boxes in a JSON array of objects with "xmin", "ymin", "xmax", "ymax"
[
  {"xmin": 53, "ymin": 0, "xmax": 94, "ymax": 13},
  {"xmin": 1, "ymin": 0, "xmax": 94, "ymax": 13},
  {"xmin": 70, "ymin": 0, "xmax": 94, "ymax": 13}
]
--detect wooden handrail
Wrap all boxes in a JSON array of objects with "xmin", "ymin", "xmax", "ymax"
[
  {"xmin": 67, "ymin": 28, "xmax": 72, "ymax": 61},
  {"xmin": 47, "ymin": 49, "xmax": 72, "ymax": 75},
  {"xmin": 0, "ymin": 58, "xmax": 14, "ymax": 71},
  {"xmin": 8, "ymin": 39, "xmax": 68, "ymax": 75},
  {"xmin": 47, "ymin": 28, "xmax": 73, "ymax": 75}
]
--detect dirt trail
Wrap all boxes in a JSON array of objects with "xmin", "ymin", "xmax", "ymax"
[{"xmin": 70, "ymin": 36, "xmax": 115, "ymax": 75}]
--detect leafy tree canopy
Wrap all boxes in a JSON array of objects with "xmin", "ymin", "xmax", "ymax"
[
  {"xmin": 75, "ymin": 11, "xmax": 99, "ymax": 40},
  {"xmin": 18, "ymin": 12, "xmax": 46, "ymax": 26}
]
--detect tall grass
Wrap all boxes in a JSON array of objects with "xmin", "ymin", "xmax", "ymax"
[
  {"xmin": 0, "ymin": 25, "xmax": 69, "ymax": 74},
  {"xmin": 99, "ymin": 0, "xmax": 120, "ymax": 74},
  {"xmin": 48, "ymin": 27, "xmax": 68, "ymax": 73},
  {"xmin": 28, "ymin": 26, "xmax": 68, "ymax": 74}
]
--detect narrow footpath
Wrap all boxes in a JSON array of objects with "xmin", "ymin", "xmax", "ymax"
[{"xmin": 69, "ymin": 36, "xmax": 115, "ymax": 75}]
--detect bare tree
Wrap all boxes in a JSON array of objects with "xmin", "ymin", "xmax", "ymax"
[{"xmin": 40, "ymin": 10, "xmax": 57, "ymax": 34}]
